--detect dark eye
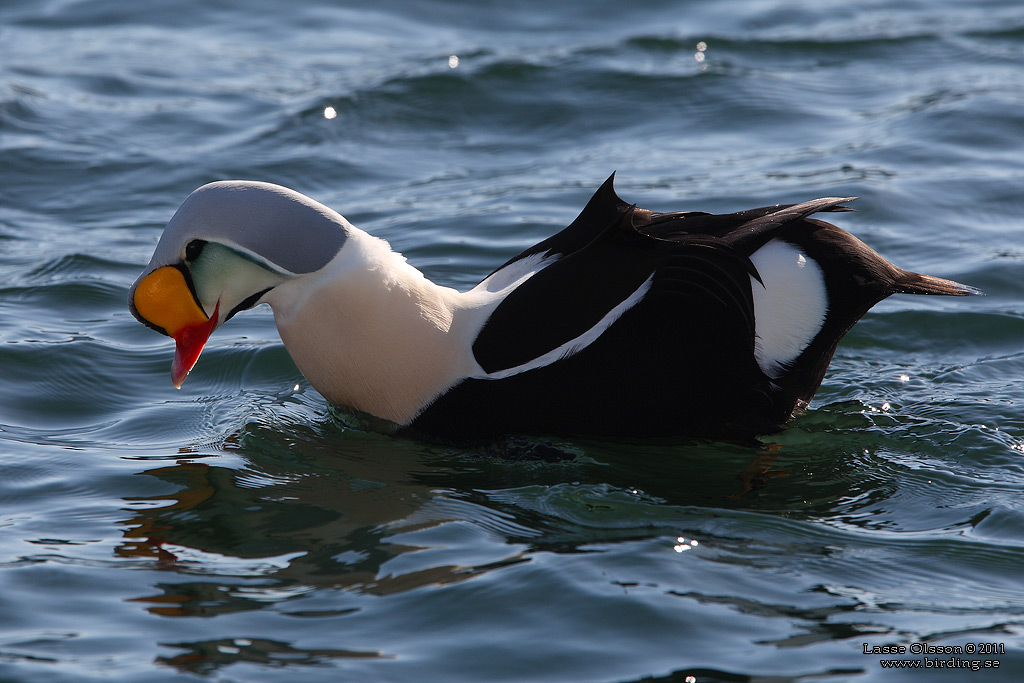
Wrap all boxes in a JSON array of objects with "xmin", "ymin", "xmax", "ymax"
[{"xmin": 184, "ymin": 239, "xmax": 207, "ymax": 262}]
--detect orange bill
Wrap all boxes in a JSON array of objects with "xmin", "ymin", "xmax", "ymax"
[{"xmin": 132, "ymin": 266, "xmax": 219, "ymax": 388}]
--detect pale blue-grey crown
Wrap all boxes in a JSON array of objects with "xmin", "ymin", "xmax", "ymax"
[{"xmin": 144, "ymin": 180, "xmax": 349, "ymax": 275}]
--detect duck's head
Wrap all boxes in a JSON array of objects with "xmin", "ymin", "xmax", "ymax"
[{"xmin": 129, "ymin": 181, "xmax": 350, "ymax": 387}]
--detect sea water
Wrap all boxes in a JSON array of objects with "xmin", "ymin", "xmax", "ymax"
[{"xmin": 2, "ymin": 0, "xmax": 1023, "ymax": 680}]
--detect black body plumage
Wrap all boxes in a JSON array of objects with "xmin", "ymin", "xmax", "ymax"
[{"xmin": 405, "ymin": 175, "xmax": 975, "ymax": 444}]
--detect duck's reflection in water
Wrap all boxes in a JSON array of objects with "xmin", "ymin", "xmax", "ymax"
[{"xmin": 114, "ymin": 429, "xmax": 536, "ymax": 673}]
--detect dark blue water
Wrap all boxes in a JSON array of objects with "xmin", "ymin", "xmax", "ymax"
[{"xmin": 2, "ymin": 1, "xmax": 1024, "ymax": 681}]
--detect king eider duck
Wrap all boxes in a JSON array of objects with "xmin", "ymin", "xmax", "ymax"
[{"xmin": 129, "ymin": 175, "xmax": 977, "ymax": 444}]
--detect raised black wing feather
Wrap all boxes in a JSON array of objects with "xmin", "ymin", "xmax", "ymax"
[
  {"xmin": 641, "ymin": 197, "xmax": 858, "ymax": 254},
  {"xmin": 481, "ymin": 173, "xmax": 631, "ymax": 279}
]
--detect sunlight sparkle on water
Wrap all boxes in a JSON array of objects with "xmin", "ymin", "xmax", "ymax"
[
  {"xmin": 674, "ymin": 536, "xmax": 699, "ymax": 553},
  {"xmin": 694, "ymin": 41, "xmax": 707, "ymax": 63}
]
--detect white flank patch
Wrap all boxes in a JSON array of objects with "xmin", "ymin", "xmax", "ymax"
[
  {"xmin": 748, "ymin": 240, "xmax": 828, "ymax": 379},
  {"xmin": 477, "ymin": 274, "xmax": 654, "ymax": 380}
]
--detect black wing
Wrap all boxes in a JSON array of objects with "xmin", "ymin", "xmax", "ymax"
[
  {"xmin": 472, "ymin": 204, "xmax": 765, "ymax": 375},
  {"xmin": 473, "ymin": 180, "xmax": 858, "ymax": 375}
]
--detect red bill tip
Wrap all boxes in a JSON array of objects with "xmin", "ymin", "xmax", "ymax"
[{"xmin": 170, "ymin": 302, "xmax": 219, "ymax": 389}]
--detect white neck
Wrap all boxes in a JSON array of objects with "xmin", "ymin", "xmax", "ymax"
[{"xmin": 264, "ymin": 227, "xmax": 490, "ymax": 425}]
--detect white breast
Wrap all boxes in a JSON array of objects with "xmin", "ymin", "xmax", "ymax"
[
  {"xmin": 263, "ymin": 233, "xmax": 561, "ymax": 425},
  {"xmin": 748, "ymin": 239, "xmax": 828, "ymax": 379}
]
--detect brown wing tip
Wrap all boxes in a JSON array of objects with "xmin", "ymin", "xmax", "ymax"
[
  {"xmin": 897, "ymin": 272, "xmax": 982, "ymax": 296},
  {"xmin": 820, "ymin": 197, "xmax": 858, "ymax": 213}
]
